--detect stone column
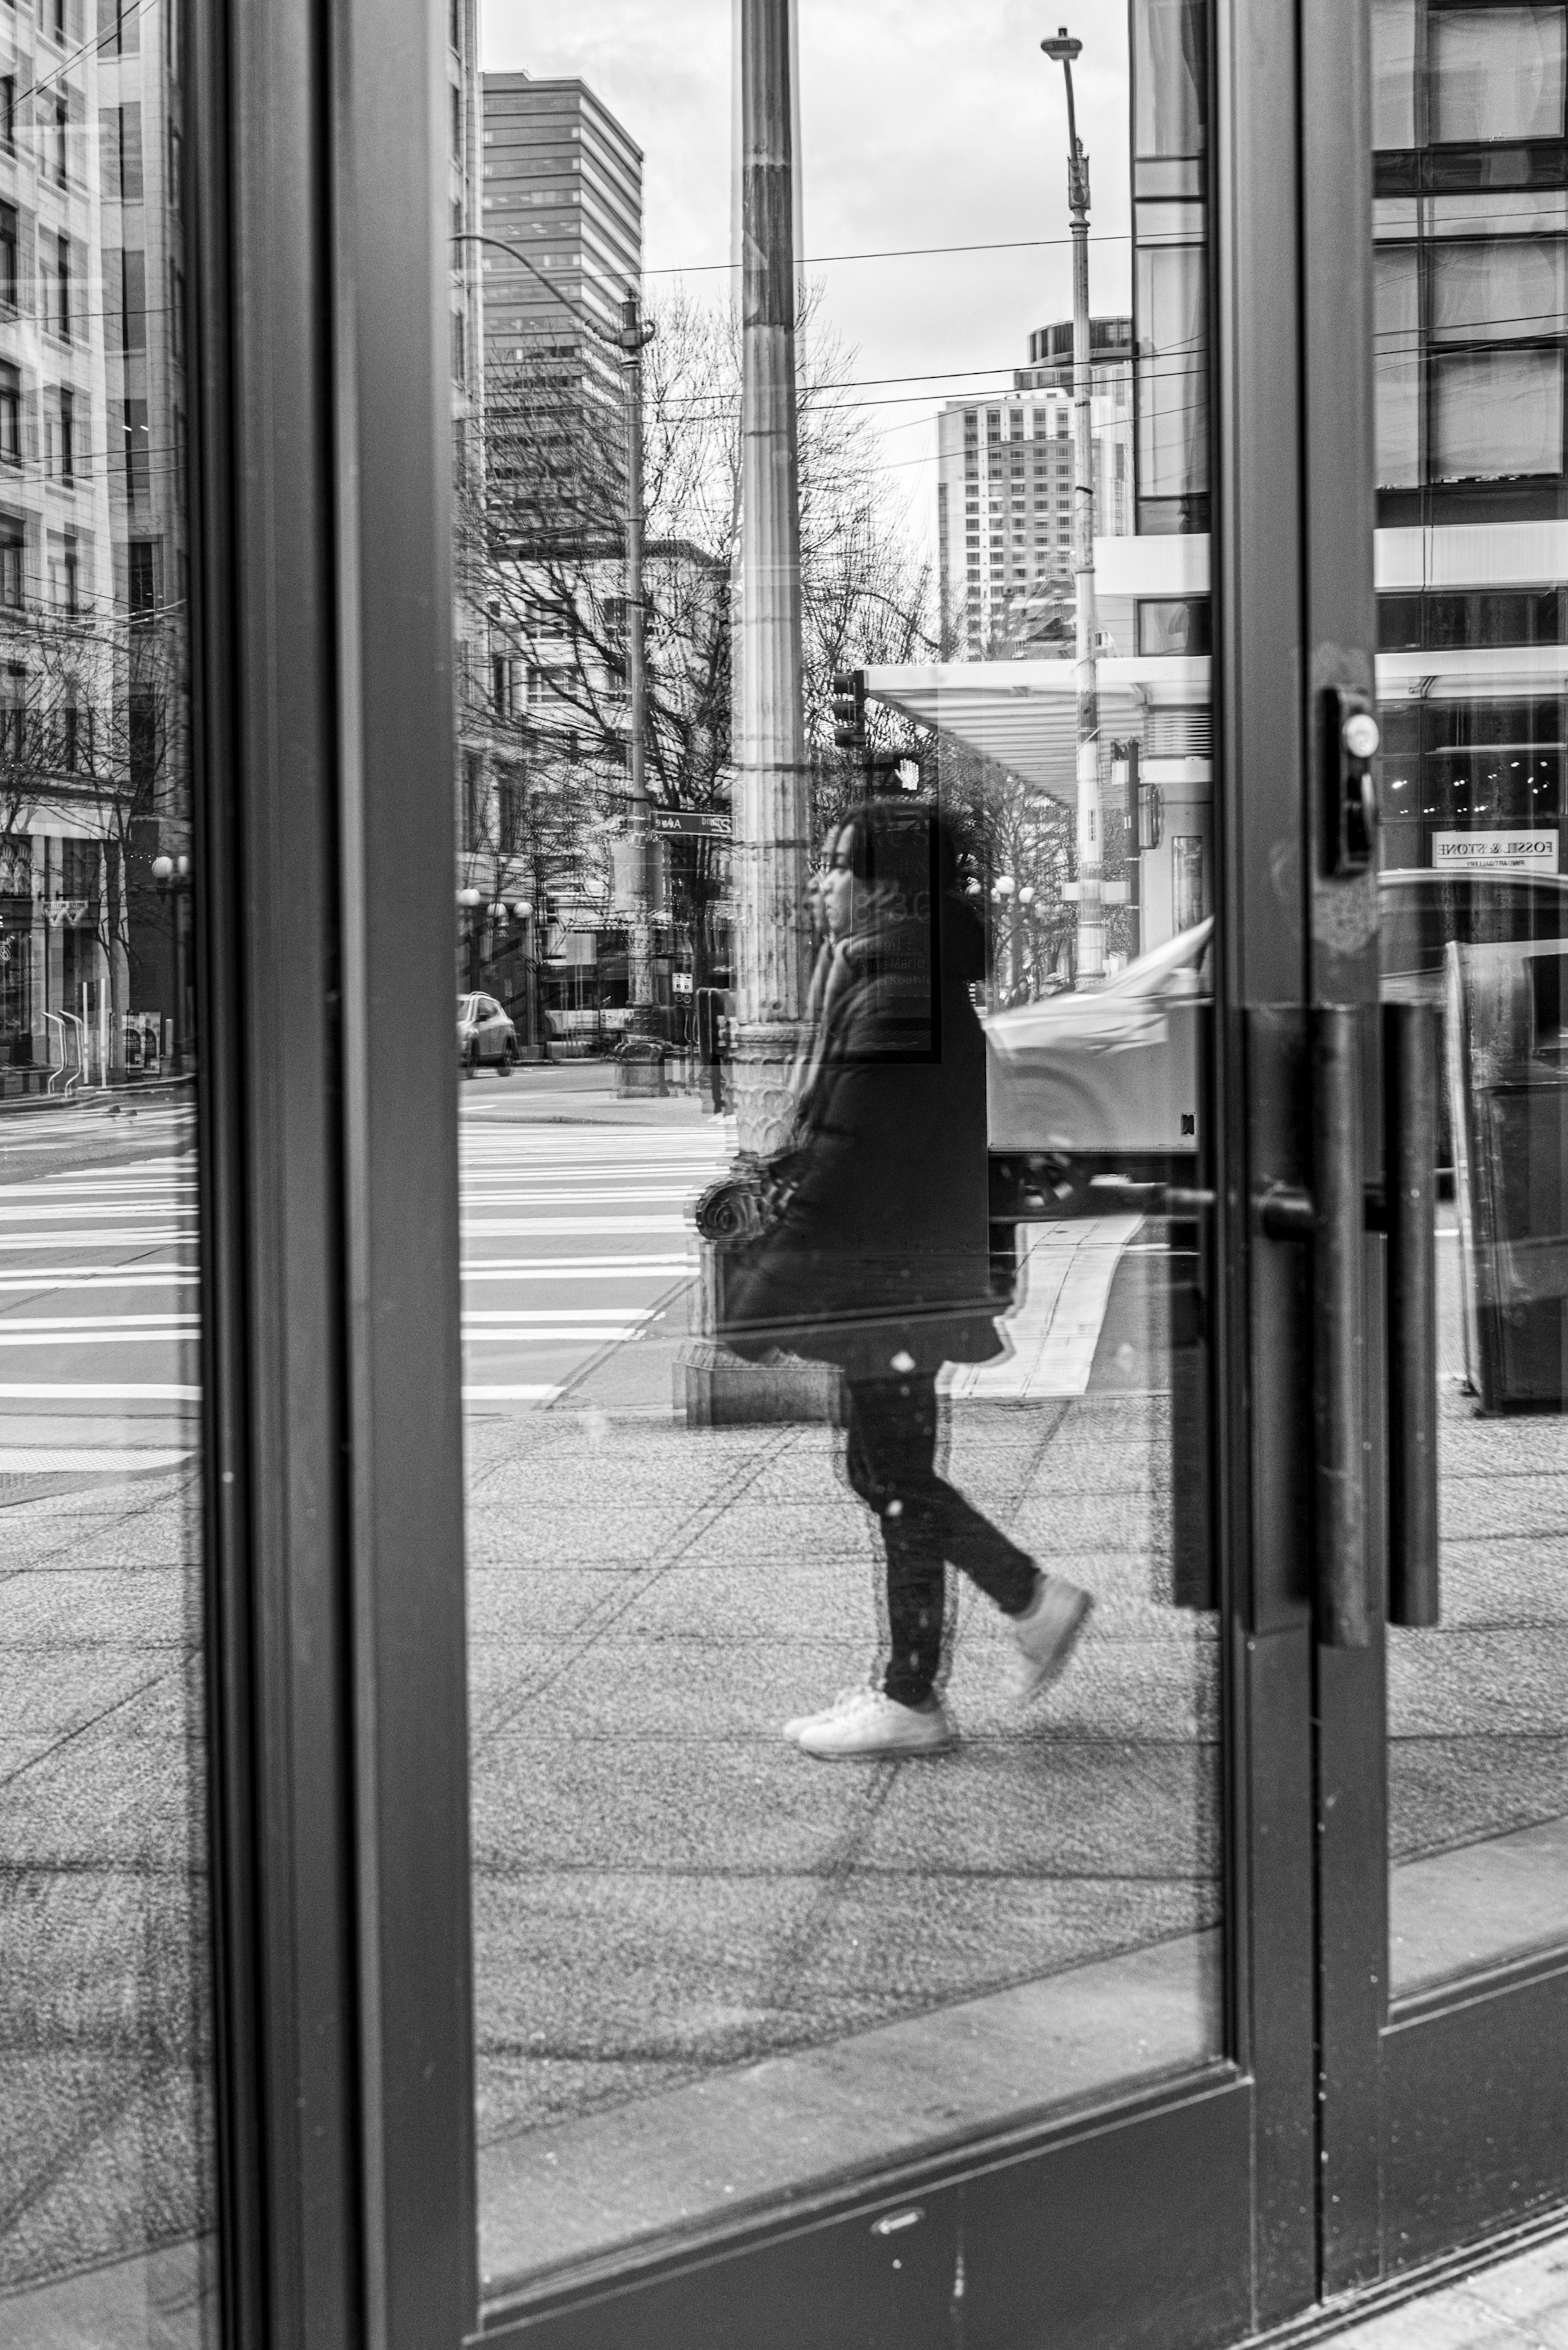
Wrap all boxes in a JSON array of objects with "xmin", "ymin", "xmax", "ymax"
[
  {"xmin": 732, "ymin": 0, "xmax": 810, "ymax": 1157},
  {"xmin": 681, "ymin": 0, "xmax": 836, "ymax": 1425}
]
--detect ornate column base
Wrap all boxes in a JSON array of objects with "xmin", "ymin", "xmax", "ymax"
[{"xmin": 677, "ymin": 1337, "xmax": 842, "ymax": 1428}]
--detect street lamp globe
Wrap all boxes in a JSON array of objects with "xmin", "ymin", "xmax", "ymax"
[
  {"xmin": 150, "ymin": 855, "xmax": 174, "ymax": 883},
  {"xmin": 456, "ymin": 886, "xmax": 482, "ymax": 908}
]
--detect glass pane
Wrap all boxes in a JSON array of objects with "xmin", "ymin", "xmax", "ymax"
[
  {"xmin": 0, "ymin": 0, "xmax": 212, "ymax": 2340},
  {"xmin": 1430, "ymin": 6, "xmax": 1567, "ymax": 145},
  {"xmin": 461, "ymin": 0, "xmax": 1223, "ymax": 2302},
  {"xmin": 1430, "ymin": 347, "xmax": 1563, "ymax": 478},
  {"xmin": 1376, "ymin": 245, "xmax": 1421, "ymax": 488},
  {"xmin": 1373, "ymin": 0, "xmax": 1419, "ymax": 152},
  {"xmin": 1377, "ymin": 1, "xmax": 1568, "ymax": 2000}
]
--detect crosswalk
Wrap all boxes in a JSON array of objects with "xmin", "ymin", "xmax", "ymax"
[
  {"xmin": 457, "ymin": 1114, "xmax": 731, "ymax": 1403},
  {"xmin": 0, "ymin": 1106, "xmax": 734, "ymax": 1464},
  {"xmin": 0, "ymin": 1096, "xmax": 1150, "ymax": 1466}
]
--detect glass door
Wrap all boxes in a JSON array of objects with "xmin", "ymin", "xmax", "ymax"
[
  {"xmin": 456, "ymin": 2, "xmax": 1326, "ymax": 2345},
  {"xmin": 1314, "ymin": 0, "xmax": 1568, "ymax": 2287}
]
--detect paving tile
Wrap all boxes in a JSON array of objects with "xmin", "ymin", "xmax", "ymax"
[
  {"xmin": 0, "ymin": 2053, "xmax": 212, "ymax": 2294},
  {"xmin": 0, "ymin": 1571, "xmax": 189, "ymax": 1650},
  {"xmin": 1387, "ymin": 1629, "xmax": 1568, "ymax": 1739}
]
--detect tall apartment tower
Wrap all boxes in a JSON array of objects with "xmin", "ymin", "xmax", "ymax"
[
  {"xmin": 479, "ymin": 73, "xmax": 642, "ymax": 406},
  {"xmin": 937, "ymin": 322, "xmax": 1133, "ymax": 659}
]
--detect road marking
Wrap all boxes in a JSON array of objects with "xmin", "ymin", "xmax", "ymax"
[
  {"xmin": 0, "ymin": 1447, "xmax": 193, "ymax": 1472},
  {"xmin": 459, "ymin": 1259, "xmax": 691, "ymax": 1280},
  {"xmin": 0, "ymin": 1231, "xmax": 194, "ymax": 1250},
  {"xmin": 0, "ymin": 1313, "xmax": 198, "ymax": 1330},
  {"xmin": 0, "ymin": 1382, "xmax": 201, "ymax": 1399},
  {"xmin": 0, "ymin": 1270, "xmax": 199, "ymax": 1290},
  {"xmin": 0, "ymin": 1331, "xmax": 200, "ymax": 1346},
  {"xmin": 459, "ymin": 1216, "xmax": 688, "ymax": 1236},
  {"xmin": 462, "ymin": 1385, "xmax": 561, "ymax": 1402}
]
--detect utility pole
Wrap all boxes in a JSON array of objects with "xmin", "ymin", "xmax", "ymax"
[
  {"xmin": 1043, "ymin": 26, "xmax": 1104, "ymax": 985},
  {"xmin": 735, "ymin": 0, "xmax": 810, "ymax": 1153},
  {"xmin": 621, "ymin": 288, "xmax": 656, "ymax": 1024}
]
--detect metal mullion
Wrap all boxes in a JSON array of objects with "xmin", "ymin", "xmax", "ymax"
[
  {"xmin": 327, "ymin": 0, "xmax": 478, "ymax": 2339},
  {"xmin": 1213, "ymin": 0, "xmax": 1321, "ymax": 2328},
  {"xmin": 191, "ymin": 0, "xmax": 476, "ymax": 2339}
]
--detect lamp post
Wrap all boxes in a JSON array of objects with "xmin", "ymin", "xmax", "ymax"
[
  {"xmin": 620, "ymin": 288, "xmax": 657, "ymax": 1031},
  {"xmin": 1042, "ymin": 25, "xmax": 1105, "ymax": 986}
]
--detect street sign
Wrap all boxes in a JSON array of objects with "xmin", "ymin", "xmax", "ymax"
[{"xmin": 650, "ymin": 808, "xmax": 733, "ymax": 839}]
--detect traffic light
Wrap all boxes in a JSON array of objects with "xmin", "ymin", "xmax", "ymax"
[{"xmin": 831, "ymin": 668, "xmax": 866, "ymax": 757}]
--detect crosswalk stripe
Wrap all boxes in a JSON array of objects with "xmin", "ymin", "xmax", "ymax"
[{"xmin": 0, "ymin": 1383, "xmax": 201, "ymax": 1398}]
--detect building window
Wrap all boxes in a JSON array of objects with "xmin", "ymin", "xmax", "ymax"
[
  {"xmin": 51, "ymin": 0, "xmax": 65, "ymax": 40},
  {"xmin": 125, "ymin": 398, "xmax": 149, "ymax": 503},
  {"xmin": 51, "ymin": 236, "xmax": 72, "ymax": 341},
  {"xmin": 52, "ymin": 96, "xmax": 67, "ymax": 185},
  {"xmin": 0, "ymin": 205, "xmax": 17, "ymax": 311},
  {"xmin": 57, "ymin": 388, "xmax": 74, "ymax": 485},
  {"xmin": 0, "ymin": 665, "xmax": 24, "ymax": 769},
  {"xmin": 49, "ymin": 532, "xmax": 78, "ymax": 613},
  {"xmin": 1137, "ymin": 596, "xmax": 1212, "ymax": 656},
  {"xmin": 0, "ymin": 76, "xmax": 15, "ymax": 152},
  {"xmin": 0, "ymin": 364, "xmax": 19, "ymax": 466},
  {"xmin": 0, "ymin": 517, "xmax": 23, "ymax": 608},
  {"xmin": 128, "ymin": 537, "xmax": 157, "ymax": 619},
  {"xmin": 1432, "ymin": 347, "xmax": 1564, "ymax": 481},
  {"xmin": 1430, "ymin": 4, "xmax": 1566, "ymax": 143},
  {"xmin": 62, "ymin": 700, "xmax": 78, "ymax": 773}
]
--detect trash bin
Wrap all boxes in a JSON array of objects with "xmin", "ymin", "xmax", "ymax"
[
  {"xmin": 614, "ymin": 1033, "xmax": 667, "ymax": 1099},
  {"xmin": 1446, "ymin": 937, "xmax": 1568, "ymax": 1411}
]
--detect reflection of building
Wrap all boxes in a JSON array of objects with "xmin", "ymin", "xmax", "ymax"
[
  {"xmin": 479, "ymin": 74, "xmax": 642, "ymax": 405},
  {"xmin": 937, "ymin": 328, "xmax": 1132, "ymax": 659},
  {"xmin": 1018, "ymin": 313, "xmax": 1134, "ymax": 399},
  {"xmin": 0, "ymin": 0, "xmax": 190, "ymax": 1088},
  {"xmin": 909, "ymin": 2, "xmax": 1210, "ymax": 974},
  {"xmin": 1370, "ymin": 2, "xmax": 1568, "ymax": 877}
]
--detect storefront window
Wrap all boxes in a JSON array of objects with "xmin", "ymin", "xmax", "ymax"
[
  {"xmin": 0, "ymin": 0, "xmax": 210, "ymax": 2339},
  {"xmin": 458, "ymin": 0, "xmax": 1223, "ymax": 2306}
]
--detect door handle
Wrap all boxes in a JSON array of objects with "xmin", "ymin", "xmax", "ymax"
[
  {"xmin": 1311, "ymin": 1007, "xmax": 1370, "ymax": 1648},
  {"xmin": 1383, "ymin": 1001, "xmax": 1440, "ymax": 1628}
]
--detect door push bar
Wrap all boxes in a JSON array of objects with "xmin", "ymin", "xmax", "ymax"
[{"xmin": 1260, "ymin": 1003, "xmax": 1441, "ymax": 1644}]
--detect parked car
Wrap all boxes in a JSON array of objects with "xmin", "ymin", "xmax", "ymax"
[{"xmin": 457, "ymin": 992, "xmax": 517, "ymax": 1076}]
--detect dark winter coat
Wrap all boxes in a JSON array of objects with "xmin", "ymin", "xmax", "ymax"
[{"xmin": 719, "ymin": 894, "xmax": 1006, "ymax": 1379}]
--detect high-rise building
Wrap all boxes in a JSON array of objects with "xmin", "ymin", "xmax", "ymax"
[
  {"xmin": 479, "ymin": 73, "xmax": 642, "ymax": 406},
  {"xmin": 936, "ymin": 325, "xmax": 1133, "ymax": 659},
  {"xmin": 1018, "ymin": 314, "xmax": 1134, "ymax": 401}
]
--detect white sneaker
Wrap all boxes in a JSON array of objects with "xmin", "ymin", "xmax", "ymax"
[
  {"xmin": 1012, "ymin": 1573, "xmax": 1093, "ymax": 1705},
  {"xmin": 782, "ymin": 1684, "xmax": 874, "ymax": 1744},
  {"xmin": 797, "ymin": 1689, "xmax": 956, "ymax": 1760}
]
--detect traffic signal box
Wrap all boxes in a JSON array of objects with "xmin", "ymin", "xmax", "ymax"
[{"xmin": 831, "ymin": 669, "xmax": 867, "ymax": 758}]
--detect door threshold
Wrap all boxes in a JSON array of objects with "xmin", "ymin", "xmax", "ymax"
[{"xmin": 1245, "ymin": 2204, "xmax": 1568, "ymax": 2347}]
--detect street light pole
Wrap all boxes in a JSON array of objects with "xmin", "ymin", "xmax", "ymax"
[
  {"xmin": 621, "ymin": 289, "xmax": 656, "ymax": 1025},
  {"xmin": 1042, "ymin": 25, "xmax": 1104, "ymax": 986}
]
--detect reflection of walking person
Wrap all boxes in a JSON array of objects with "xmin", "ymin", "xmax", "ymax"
[{"xmin": 722, "ymin": 799, "xmax": 1092, "ymax": 1759}]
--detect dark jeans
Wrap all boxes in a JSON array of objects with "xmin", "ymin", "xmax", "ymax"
[{"xmin": 844, "ymin": 1372, "xmax": 1036, "ymax": 1708}]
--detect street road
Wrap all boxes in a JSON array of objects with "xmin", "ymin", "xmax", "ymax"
[{"xmin": 0, "ymin": 1084, "xmax": 734, "ymax": 1478}]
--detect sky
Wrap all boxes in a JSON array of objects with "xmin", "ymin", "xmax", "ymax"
[{"xmin": 480, "ymin": 0, "xmax": 1134, "ymax": 556}]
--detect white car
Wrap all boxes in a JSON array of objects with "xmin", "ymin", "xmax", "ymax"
[
  {"xmin": 987, "ymin": 919, "xmax": 1213, "ymax": 1173},
  {"xmin": 457, "ymin": 992, "xmax": 518, "ymax": 1076}
]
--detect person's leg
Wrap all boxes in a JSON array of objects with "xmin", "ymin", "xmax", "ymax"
[
  {"xmin": 854, "ymin": 1373, "xmax": 1037, "ymax": 1619},
  {"xmin": 844, "ymin": 1376, "xmax": 949, "ymax": 1708}
]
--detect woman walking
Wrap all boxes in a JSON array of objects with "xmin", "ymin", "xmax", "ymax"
[{"xmin": 721, "ymin": 798, "xmax": 1092, "ymax": 1759}]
